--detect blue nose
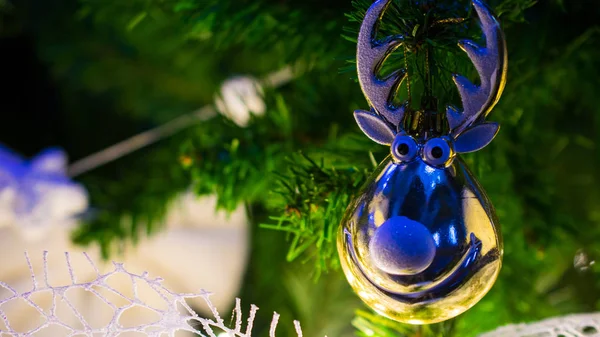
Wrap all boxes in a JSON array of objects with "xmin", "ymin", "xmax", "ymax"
[{"xmin": 369, "ymin": 216, "xmax": 436, "ymax": 275}]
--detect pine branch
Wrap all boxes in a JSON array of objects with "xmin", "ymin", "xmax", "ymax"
[
  {"xmin": 71, "ymin": 130, "xmax": 192, "ymax": 258},
  {"xmin": 262, "ymin": 153, "xmax": 371, "ymax": 278}
]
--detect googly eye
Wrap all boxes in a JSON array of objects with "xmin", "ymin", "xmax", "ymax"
[
  {"xmin": 422, "ymin": 137, "xmax": 455, "ymax": 167},
  {"xmin": 391, "ymin": 134, "xmax": 418, "ymax": 163}
]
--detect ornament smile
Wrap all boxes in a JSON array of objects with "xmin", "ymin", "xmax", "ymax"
[{"xmin": 344, "ymin": 229, "xmax": 486, "ymax": 304}]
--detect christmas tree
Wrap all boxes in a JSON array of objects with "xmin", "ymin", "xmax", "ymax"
[{"xmin": 0, "ymin": 0, "xmax": 599, "ymax": 335}]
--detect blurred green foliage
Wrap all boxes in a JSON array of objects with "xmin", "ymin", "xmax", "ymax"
[{"xmin": 4, "ymin": 0, "xmax": 600, "ymax": 335}]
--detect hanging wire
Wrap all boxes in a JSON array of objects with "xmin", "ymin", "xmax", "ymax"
[{"xmin": 67, "ymin": 66, "xmax": 295, "ymax": 177}]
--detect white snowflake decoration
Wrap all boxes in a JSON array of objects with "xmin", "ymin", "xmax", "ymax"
[
  {"xmin": 478, "ymin": 313, "xmax": 600, "ymax": 337},
  {"xmin": 0, "ymin": 252, "xmax": 302, "ymax": 337}
]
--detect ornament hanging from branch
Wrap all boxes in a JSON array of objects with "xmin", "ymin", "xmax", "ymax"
[
  {"xmin": 215, "ymin": 76, "xmax": 266, "ymax": 127},
  {"xmin": 338, "ymin": 0, "xmax": 507, "ymax": 324}
]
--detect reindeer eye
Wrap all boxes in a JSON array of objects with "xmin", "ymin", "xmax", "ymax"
[
  {"xmin": 423, "ymin": 137, "xmax": 455, "ymax": 167},
  {"xmin": 391, "ymin": 135, "xmax": 418, "ymax": 163}
]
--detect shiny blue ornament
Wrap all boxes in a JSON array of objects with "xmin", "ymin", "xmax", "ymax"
[{"xmin": 337, "ymin": 0, "xmax": 507, "ymax": 324}]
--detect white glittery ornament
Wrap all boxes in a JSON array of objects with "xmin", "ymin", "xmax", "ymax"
[
  {"xmin": 478, "ymin": 313, "xmax": 600, "ymax": 337},
  {"xmin": 215, "ymin": 76, "xmax": 266, "ymax": 127}
]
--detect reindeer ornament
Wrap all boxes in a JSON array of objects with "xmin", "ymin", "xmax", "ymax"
[{"xmin": 337, "ymin": 0, "xmax": 507, "ymax": 324}]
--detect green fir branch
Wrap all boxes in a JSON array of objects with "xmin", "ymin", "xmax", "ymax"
[{"xmin": 262, "ymin": 153, "xmax": 371, "ymax": 278}]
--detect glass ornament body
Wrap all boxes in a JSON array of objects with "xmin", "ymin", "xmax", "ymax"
[
  {"xmin": 337, "ymin": 154, "xmax": 502, "ymax": 324},
  {"xmin": 340, "ymin": 0, "xmax": 507, "ymax": 324}
]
